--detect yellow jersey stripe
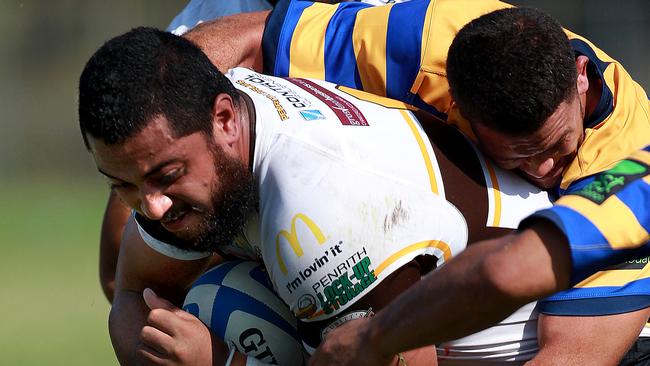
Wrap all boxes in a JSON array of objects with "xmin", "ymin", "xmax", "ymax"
[
  {"xmin": 288, "ymin": 3, "xmax": 337, "ymax": 79},
  {"xmin": 558, "ymin": 195, "xmax": 650, "ymax": 249},
  {"xmin": 400, "ymin": 110, "xmax": 438, "ymax": 195},
  {"xmin": 376, "ymin": 240, "xmax": 451, "ymax": 276},
  {"xmin": 352, "ymin": 5, "xmax": 393, "ymax": 96}
]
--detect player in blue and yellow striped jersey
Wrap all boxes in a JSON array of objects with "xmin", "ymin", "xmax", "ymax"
[
  {"xmin": 262, "ymin": 0, "xmax": 649, "ymax": 191},
  {"xmin": 311, "ymin": 145, "xmax": 650, "ymax": 366},
  {"xmin": 258, "ymin": 1, "xmax": 650, "ymax": 363}
]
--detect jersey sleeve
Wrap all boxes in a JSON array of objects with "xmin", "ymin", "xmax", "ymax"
[
  {"xmin": 521, "ymin": 147, "xmax": 650, "ymax": 315},
  {"xmin": 262, "ymin": 0, "xmax": 439, "ymax": 114},
  {"xmin": 134, "ymin": 212, "xmax": 212, "ymax": 260}
]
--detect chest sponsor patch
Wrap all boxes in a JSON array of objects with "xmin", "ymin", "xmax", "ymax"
[{"xmin": 286, "ymin": 78, "xmax": 369, "ymax": 126}]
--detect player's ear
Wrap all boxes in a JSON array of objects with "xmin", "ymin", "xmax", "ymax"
[
  {"xmin": 575, "ymin": 55, "xmax": 589, "ymax": 96},
  {"xmin": 211, "ymin": 93, "xmax": 239, "ymax": 144}
]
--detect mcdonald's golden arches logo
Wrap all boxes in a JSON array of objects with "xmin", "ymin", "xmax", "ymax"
[{"xmin": 276, "ymin": 214, "xmax": 327, "ymax": 274}]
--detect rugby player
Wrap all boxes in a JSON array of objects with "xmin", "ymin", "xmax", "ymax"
[
  {"xmin": 99, "ymin": 1, "xmax": 649, "ymax": 364},
  {"xmin": 80, "ymin": 28, "xmax": 560, "ymax": 365},
  {"xmin": 177, "ymin": 2, "xmax": 650, "ymax": 363},
  {"xmin": 311, "ymin": 145, "xmax": 650, "ymax": 366}
]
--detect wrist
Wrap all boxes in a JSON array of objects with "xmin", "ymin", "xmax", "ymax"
[{"xmin": 362, "ymin": 317, "xmax": 396, "ymax": 363}]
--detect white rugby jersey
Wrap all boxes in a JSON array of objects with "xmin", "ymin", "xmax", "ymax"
[{"xmin": 138, "ymin": 68, "xmax": 552, "ymax": 360}]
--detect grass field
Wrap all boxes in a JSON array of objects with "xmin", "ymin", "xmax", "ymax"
[{"xmin": 0, "ymin": 178, "xmax": 116, "ymax": 365}]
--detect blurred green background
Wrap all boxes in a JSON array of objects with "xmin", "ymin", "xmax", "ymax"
[{"xmin": 0, "ymin": 1, "xmax": 647, "ymax": 365}]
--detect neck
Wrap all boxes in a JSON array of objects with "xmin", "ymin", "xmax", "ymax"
[
  {"xmin": 185, "ymin": 10, "xmax": 269, "ymax": 72},
  {"xmin": 236, "ymin": 91, "xmax": 257, "ymax": 170}
]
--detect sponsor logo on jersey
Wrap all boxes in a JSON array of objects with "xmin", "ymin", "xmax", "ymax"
[
  {"xmin": 276, "ymin": 213, "xmax": 328, "ymax": 276},
  {"xmin": 243, "ymin": 73, "xmax": 311, "ymax": 109},
  {"xmin": 315, "ymin": 255, "xmax": 377, "ymax": 316},
  {"xmin": 574, "ymin": 159, "xmax": 648, "ymax": 204},
  {"xmin": 235, "ymin": 80, "xmax": 289, "ymax": 121},
  {"xmin": 299, "ymin": 109, "xmax": 325, "ymax": 121},
  {"xmin": 276, "ymin": 214, "xmax": 378, "ymax": 319},
  {"xmin": 287, "ymin": 78, "xmax": 369, "ymax": 126},
  {"xmin": 606, "ymin": 256, "xmax": 650, "ymax": 270}
]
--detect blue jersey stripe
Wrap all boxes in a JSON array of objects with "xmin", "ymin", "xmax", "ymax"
[
  {"xmin": 273, "ymin": 1, "xmax": 312, "ymax": 77},
  {"xmin": 323, "ymin": 2, "xmax": 369, "ymax": 89},
  {"xmin": 616, "ymin": 176, "xmax": 650, "ymax": 234},
  {"xmin": 385, "ymin": 0, "xmax": 427, "ymax": 101},
  {"xmin": 540, "ymin": 293, "xmax": 650, "ymax": 316}
]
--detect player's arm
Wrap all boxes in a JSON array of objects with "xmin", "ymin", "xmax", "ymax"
[
  {"xmin": 310, "ymin": 219, "xmax": 572, "ymax": 366},
  {"xmin": 530, "ymin": 310, "xmax": 650, "ymax": 366},
  {"xmin": 182, "ymin": 10, "xmax": 269, "ymax": 73},
  {"xmin": 99, "ymin": 189, "xmax": 131, "ymax": 303},
  {"xmin": 109, "ymin": 216, "xmax": 247, "ymax": 366}
]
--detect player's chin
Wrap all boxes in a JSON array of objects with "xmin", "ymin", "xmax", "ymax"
[{"xmin": 525, "ymin": 170, "xmax": 563, "ymax": 190}]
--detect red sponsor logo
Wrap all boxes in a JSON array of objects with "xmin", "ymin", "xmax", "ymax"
[{"xmin": 286, "ymin": 78, "xmax": 369, "ymax": 126}]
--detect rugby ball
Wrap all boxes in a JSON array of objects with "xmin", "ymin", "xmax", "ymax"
[{"xmin": 183, "ymin": 260, "xmax": 304, "ymax": 365}]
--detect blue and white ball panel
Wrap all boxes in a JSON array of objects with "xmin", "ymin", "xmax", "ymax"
[{"xmin": 183, "ymin": 261, "xmax": 304, "ymax": 366}]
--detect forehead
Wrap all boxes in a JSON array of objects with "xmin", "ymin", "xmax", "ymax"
[
  {"xmin": 476, "ymin": 98, "xmax": 578, "ymax": 156},
  {"xmin": 88, "ymin": 116, "xmax": 207, "ymax": 177}
]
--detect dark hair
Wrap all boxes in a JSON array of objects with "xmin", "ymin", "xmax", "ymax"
[
  {"xmin": 447, "ymin": 7, "xmax": 577, "ymax": 136},
  {"xmin": 78, "ymin": 27, "xmax": 238, "ymax": 148}
]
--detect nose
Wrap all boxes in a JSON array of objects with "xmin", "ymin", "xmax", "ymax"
[
  {"xmin": 139, "ymin": 189, "xmax": 173, "ymax": 220},
  {"xmin": 521, "ymin": 156, "xmax": 555, "ymax": 179}
]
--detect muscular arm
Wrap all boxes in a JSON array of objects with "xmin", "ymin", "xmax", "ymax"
[
  {"xmin": 311, "ymin": 220, "xmax": 572, "ymax": 365},
  {"xmin": 99, "ymin": 190, "xmax": 131, "ymax": 303},
  {"xmin": 183, "ymin": 10, "xmax": 269, "ymax": 72},
  {"xmin": 109, "ymin": 217, "xmax": 213, "ymax": 365},
  {"xmin": 530, "ymin": 311, "xmax": 649, "ymax": 366}
]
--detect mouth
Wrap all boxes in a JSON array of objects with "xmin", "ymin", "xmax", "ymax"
[
  {"xmin": 160, "ymin": 204, "xmax": 205, "ymax": 233},
  {"xmin": 160, "ymin": 209, "xmax": 190, "ymax": 232},
  {"xmin": 527, "ymin": 159, "xmax": 569, "ymax": 189}
]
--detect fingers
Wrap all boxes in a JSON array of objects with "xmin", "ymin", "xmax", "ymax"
[
  {"xmin": 141, "ymin": 324, "xmax": 175, "ymax": 355},
  {"xmin": 143, "ymin": 288, "xmax": 176, "ymax": 311},
  {"xmin": 144, "ymin": 288, "xmax": 197, "ymax": 321}
]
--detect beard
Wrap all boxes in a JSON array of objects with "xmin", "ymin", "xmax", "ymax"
[{"xmin": 171, "ymin": 144, "xmax": 257, "ymax": 253}]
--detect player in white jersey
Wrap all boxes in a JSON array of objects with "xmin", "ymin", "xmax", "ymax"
[{"xmin": 80, "ymin": 28, "xmax": 552, "ymax": 364}]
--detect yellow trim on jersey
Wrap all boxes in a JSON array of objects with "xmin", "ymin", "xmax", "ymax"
[
  {"xmin": 288, "ymin": 3, "xmax": 338, "ymax": 79},
  {"xmin": 400, "ymin": 110, "xmax": 438, "ymax": 195},
  {"xmin": 558, "ymin": 195, "xmax": 650, "ymax": 249},
  {"xmin": 575, "ymin": 268, "xmax": 650, "ymax": 288},
  {"xmin": 375, "ymin": 240, "xmax": 451, "ymax": 276},
  {"xmin": 336, "ymin": 85, "xmax": 416, "ymax": 110},
  {"xmin": 352, "ymin": 4, "xmax": 393, "ymax": 96},
  {"xmin": 484, "ymin": 159, "xmax": 502, "ymax": 227}
]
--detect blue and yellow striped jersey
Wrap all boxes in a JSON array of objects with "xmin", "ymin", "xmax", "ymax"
[
  {"xmin": 262, "ymin": 0, "xmax": 650, "ymax": 191},
  {"xmin": 262, "ymin": 0, "xmax": 650, "ymax": 316},
  {"xmin": 525, "ymin": 146, "xmax": 650, "ymax": 314}
]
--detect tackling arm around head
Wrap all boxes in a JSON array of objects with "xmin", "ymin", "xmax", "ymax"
[{"xmin": 309, "ymin": 219, "xmax": 572, "ymax": 366}]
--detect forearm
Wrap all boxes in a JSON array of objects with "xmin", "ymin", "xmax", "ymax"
[
  {"xmin": 365, "ymin": 222, "xmax": 572, "ymax": 355},
  {"xmin": 109, "ymin": 290, "xmax": 150, "ymax": 365},
  {"xmin": 100, "ymin": 190, "xmax": 131, "ymax": 303}
]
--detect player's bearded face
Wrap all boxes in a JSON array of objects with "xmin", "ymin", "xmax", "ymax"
[{"xmin": 171, "ymin": 143, "xmax": 256, "ymax": 252}]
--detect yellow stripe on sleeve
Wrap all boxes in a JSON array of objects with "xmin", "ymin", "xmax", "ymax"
[
  {"xmin": 557, "ymin": 195, "xmax": 650, "ymax": 249},
  {"xmin": 484, "ymin": 159, "xmax": 502, "ymax": 227},
  {"xmin": 352, "ymin": 5, "xmax": 393, "ymax": 96},
  {"xmin": 400, "ymin": 110, "xmax": 438, "ymax": 195},
  {"xmin": 288, "ymin": 3, "xmax": 338, "ymax": 79},
  {"xmin": 375, "ymin": 240, "xmax": 451, "ymax": 276}
]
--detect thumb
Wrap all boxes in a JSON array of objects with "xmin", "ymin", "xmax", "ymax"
[{"xmin": 143, "ymin": 287, "xmax": 177, "ymax": 311}]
